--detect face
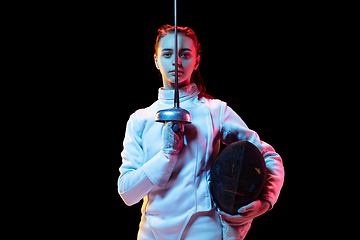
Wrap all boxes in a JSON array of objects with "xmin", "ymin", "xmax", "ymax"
[{"xmin": 154, "ymin": 33, "xmax": 199, "ymax": 89}]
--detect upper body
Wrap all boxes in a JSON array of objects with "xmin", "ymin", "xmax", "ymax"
[
  {"xmin": 118, "ymin": 25, "xmax": 285, "ymax": 239},
  {"xmin": 118, "ymin": 84, "xmax": 284, "ymax": 239}
]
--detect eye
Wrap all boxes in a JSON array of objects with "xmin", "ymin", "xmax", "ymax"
[
  {"xmin": 180, "ymin": 53, "xmax": 190, "ymax": 59},
  {"xmin": 163, "ymin": 52, "xmax": 172, "ymax": 58}
]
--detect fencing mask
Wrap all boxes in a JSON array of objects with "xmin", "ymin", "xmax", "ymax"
[{"xmin": 210, "ymin": 141, "xmax": 267, "ymax": 215}]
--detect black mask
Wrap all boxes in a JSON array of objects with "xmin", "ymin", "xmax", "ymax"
[{"xmin": 210, "ymin": 141, "xmax": 267, "ymax": 215}]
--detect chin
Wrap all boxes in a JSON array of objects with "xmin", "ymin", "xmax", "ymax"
[
  {"xmin": 171, "ymin": 80, "xmax": 188, "ymax": 84},
  {"xmin": 168, "ymin": 77, "xmax": 188, "ymax": 84}
]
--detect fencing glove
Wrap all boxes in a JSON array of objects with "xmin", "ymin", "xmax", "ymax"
[{"xmin": 161, "ymin": 121, "xmax": 185, "ymax": 155}]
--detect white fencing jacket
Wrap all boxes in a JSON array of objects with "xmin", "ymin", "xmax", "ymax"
[{"xmin": 118, "ymin": 83, "xmax": 285, "ymax": 239}]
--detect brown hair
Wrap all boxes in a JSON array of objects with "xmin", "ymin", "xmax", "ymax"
[{"xmin": 154, "ymin": 24, "xmax": 213, "ymax": 99}]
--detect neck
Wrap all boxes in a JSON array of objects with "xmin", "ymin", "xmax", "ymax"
[{"xmin": 162, "ymin": 77, "xmax": 191, "ymax": 90}]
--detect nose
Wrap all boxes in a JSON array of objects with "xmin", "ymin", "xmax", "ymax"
[{"xmin": 172, "ymin": 55, "xmax": 181, "ymax": 66}]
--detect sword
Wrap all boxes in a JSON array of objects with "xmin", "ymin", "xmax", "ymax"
[{"xmin": 155, "ymin": 0, "xmax": 192, "ymax": 131}]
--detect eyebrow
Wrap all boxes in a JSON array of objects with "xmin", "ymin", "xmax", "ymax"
[{"xmin": 161, "ymin": 48, "xmax": 192, "ymax": 52}]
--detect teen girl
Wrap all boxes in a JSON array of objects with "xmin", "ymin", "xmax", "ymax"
[{"xmin": 118, "ymin": 25, "xmax": 285, "ymax": 240}]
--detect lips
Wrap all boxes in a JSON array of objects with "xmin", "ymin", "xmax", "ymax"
[{"xmin": 169, "ymin": 70, "xmax": 183, "ymax": 73}]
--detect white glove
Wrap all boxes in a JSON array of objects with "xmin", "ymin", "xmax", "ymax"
[
  {"xmin": 217, "ymin": 210, "xmax": 252, "ymax": 240},
  {"xmin": 161, "ymin": 121, "xmax": 185, "ymax": 155}
]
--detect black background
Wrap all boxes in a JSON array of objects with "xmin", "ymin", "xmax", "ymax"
[
  {"xmin": 31, "ymin": 0, "xmax": 350, "ymax": 238},
  {"xmin": 101, "ymin": 2, "xmax": 299, "ymax": 238}
]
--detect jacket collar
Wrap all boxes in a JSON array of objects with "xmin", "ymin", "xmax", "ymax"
[{"xmin": 158, "ymin": 83, "xmax": 199, "ymax": 104}]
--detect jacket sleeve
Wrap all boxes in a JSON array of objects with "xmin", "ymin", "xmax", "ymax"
[
  {"xmin": 118, "ymin": 113, "xmax": 179, "ymax": 206},
  {"xmin": 220, "ymin": 102, "xmax": 285, "ymax": 209}
]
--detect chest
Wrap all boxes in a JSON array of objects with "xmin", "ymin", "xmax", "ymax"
[{"xmin": 141, "ymin": 104, "xmax": 220, "ymax": 164}]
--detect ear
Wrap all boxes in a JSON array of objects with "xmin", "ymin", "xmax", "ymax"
[
  {"xmin": 194, "ymin": 55, "xmax": 200, "ymax": 70},
  {"xmin": 154, "ymin": 54, "xmax": 160, "ymax": 70}
]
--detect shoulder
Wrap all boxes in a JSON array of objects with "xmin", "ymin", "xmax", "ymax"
[
  {"xmin": 202, "ymin": 97, "xmax": 247, "ymax": 127},
  {"xmin": 129, "ymin": 100, "xmax": 159, "ymax": 121},
  {"xmin": 126, "ymin": 101, "xmax": 159, "ymax": 133},
  {"xmin": 199, "ymin": 97, "xmax": 229, "ymax": 114}
]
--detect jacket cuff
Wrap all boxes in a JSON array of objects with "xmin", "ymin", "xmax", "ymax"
[
  {"xmin": 258, "ymin": 197, "xmax": 274, "ymax": 211},
  {"xmin": 259, "ymin": 171, "xmax": 284, "ymax": 210},
  {"xmin": 142, "ymin": 151, "xmax": 178, "ymax": 188}
]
